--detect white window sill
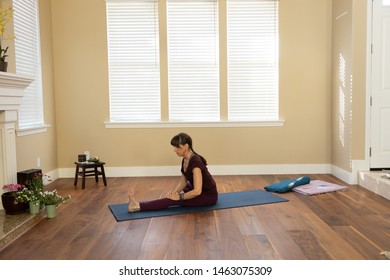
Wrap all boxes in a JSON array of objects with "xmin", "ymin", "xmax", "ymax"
[
  {"xmin": 16, "ymin": 124, "xmax": 51, "ymax": 136},
  {"xmin": 104, "ymin": 120, "xmax": 285, "ymax": 129}
]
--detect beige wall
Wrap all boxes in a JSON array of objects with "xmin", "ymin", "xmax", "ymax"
[
  {"xmin": 331, "ymin": 0, "xmax": 367, "ymax": 173},
  {"xmin": 10, "ymin": 0, "xmax": 368, "ymax": 177}
]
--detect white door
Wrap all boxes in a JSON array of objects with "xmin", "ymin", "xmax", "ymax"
[{"xmin": 370, "ymin": 0, "xmax": 390, "ymax": 169}]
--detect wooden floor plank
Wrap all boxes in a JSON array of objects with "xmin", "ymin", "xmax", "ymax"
[
  {"xmin": 253, "ymin": 205, "xmax": 307, "ymax": 259},
  {"xmin": 300, "ymin": 212, "xmax": 364, "ymax": 260},
  {"xmin": 163, "ymin": 213, "xmax": 197, "ymax": 259},
  {"xmin": 289, "ymin": 230, "xmax": 332, "ymax": 259},
  {"xmin": 242, "ymin": 234, "xmax": 278, "ymax": 259},
  {"xmin": 193, "ymin": 211, "xmax": 222, "ymax": 260},
  {"xmin": 332, "ymin": 225, "xmax": 384, "ymax": 260},
  {"xmin": 214, "ymin": 209, "xmax": 253, "ymax": 259},
  {"xmin": 137, "ymin": 216, "xmax": 174, "ymax": 260},
  {"xmin": 103, "ymin": 220, "xmax": 152, "ymax": 259}
]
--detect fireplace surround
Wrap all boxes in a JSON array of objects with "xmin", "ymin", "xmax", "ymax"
[{"xmin": 0, "ymin": 72, "xmax": 33, "ymax": 210}]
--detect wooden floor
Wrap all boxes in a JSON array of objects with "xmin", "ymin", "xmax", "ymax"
[{"xmin": 0, "ymin": 174, "xmax": 389, "ymax": 260}]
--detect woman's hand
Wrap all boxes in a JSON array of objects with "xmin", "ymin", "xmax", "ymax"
[{"xmin": 166, "ymin": 192, "xmax": 180, "ymax": 201}]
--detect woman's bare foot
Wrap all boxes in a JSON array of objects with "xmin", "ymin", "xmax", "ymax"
[{"xmin": 128, "ymin": 190, "xmax": 140, "ymax": 212}]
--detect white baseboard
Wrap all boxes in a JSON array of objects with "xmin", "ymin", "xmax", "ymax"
[
  {"xmin": 331, "ymin": 165, "xmax": 353, "ymax": 184},
  {"xmin": 209, "ymin": 164, "xmax": 332, "ymax": 175},
  {"xmin": 58, "ymin": 164, "xmax": 332, "ymax": 179},
  {"xmin": 58, "ymin": 165, "xmax": 181, "ymax": 178},
  {"xmin": 45, "ymin": 169, "xmax": 60, "ymax": 184},
  {"xmin": 331, "ymin": 160, "xmax": 370, "ymax": 185}
]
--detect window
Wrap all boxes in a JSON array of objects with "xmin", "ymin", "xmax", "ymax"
[
  {"xmin": 13, "ymin": 0, "xmax": 44, "ymax": 129},
  {"xmin": 106, "ymin": 0, "xmax": 279, "ymax": 126},
  {"xmin": 167, "ymin": 0, "xmax": 219, "ymax": 121},
  {"xmin": 106, "ymin": 0, "xmax": 161, "ymax": 122},
  {"xmin": 227, "ymin": 0, "xmax": 279, "ymax": 121}
]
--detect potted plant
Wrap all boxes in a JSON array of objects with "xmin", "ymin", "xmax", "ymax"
[
  {"xmin": 1, "ymin": 183, "xmax": 28, "ymax": 214},
  {"xmin": 14, "ymin": 187, "xmax": 42, "ymax": 214},
  {"xmin": 0, "ymin": 2, "xmax": 14, "ymax": 72},
  {"xmin": 14, "ymin": 173, "xmax": 50, "ymax": 214},
  {"xmin": 41, "ymin": 190, "xmax": 71, "ymax": 218},
  {"xmin": 88, "ymin": 156, "xmax": 100, "ymax": 163},
  {"xmin": 26, "ymin": 173, "xmax": 47, "ymax": 193}
]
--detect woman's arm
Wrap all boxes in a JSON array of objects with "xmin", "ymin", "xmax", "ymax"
[
  {"xmin": 173, "ymin": 175, "xmax": 187, "ymax": 193},
  {"xmin": 179, "ymin": 168, "xmax": 202, "ymax": 200},
  {"xmin": 166, "ymin": 168, "xmax": 203, "ymax": 201},
  {"xmin": 166, "ymin": 175, "xmax": 187, "ymax": 199}
]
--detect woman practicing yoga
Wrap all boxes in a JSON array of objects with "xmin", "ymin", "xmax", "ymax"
[{"xmin": 128, "ymin": 132, "xmax": 218, "ymax": 212}]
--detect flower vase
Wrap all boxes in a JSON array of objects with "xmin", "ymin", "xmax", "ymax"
[
  {"xmin": 29, "ymin": 200, "xmax": 40, "ymax": 214},
  {"xmin": 45, "ymin": 204, "xmax": 56, "ymax": 218},
  {"xmin": 1, "ymin": 192, "xmax": 28, "ymax": 215}
]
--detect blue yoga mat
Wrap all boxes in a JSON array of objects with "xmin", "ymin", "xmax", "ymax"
[{"xmin": 108, "ymin": 190, "xmax": 288, "ymax": 221}]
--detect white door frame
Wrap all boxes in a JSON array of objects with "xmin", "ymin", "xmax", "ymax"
[{"xmin": 364, "ymin": 0, "xmax": 374, "ymax": 171}]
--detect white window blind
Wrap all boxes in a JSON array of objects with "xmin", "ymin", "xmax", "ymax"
[
  {"xmin": 106, "ymin": 0, "xmax": 161, "ymax": 122},
  {"xmin": 167, "ymin": 0, "xmax": 220, "ymax": 121},
  {"xmin": 13, "ymin": 0, "xmax": 44, "ymax": 129},
  {"xmin": 227, "ymin": 0, "xmax": 279, "ymax": 121}
]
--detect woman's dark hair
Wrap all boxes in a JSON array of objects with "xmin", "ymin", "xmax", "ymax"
[{"xmin": 171, "ymin": 132, "xmax": 207, "ymax": 165}]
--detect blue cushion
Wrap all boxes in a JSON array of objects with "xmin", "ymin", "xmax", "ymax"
[{"xmin": 264, "ymin": 176, "xmax": 310, "ymax": 193}]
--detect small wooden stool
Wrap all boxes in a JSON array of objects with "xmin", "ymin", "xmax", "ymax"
[{"xmin": 74, "ymin": 162, "xmax": 107, "ymax": 189}]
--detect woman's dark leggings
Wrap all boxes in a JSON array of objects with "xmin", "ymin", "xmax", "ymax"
[{"xmin": 139, "ymin": 182, "xmax": 218, "ymax": 211}]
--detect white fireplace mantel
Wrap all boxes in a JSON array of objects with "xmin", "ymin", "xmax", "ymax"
[
  {"xmin": 0, "ymin": 72, "xmax": 33, "ymax": 209},
  {"xmin": 0, "ymin": 72, "xmax": 33, "ymax": 111}
]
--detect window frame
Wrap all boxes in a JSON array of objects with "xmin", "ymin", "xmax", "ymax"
[
  {"xmin": 13, "ymin": 0, "xmax": 48, "ymax": 136},
  {"xmin": 105, "ymin": 0, "xmax": 283, "ymax": 128},
  {"xmin": 106, "ymin": 0, "xmax": 162, "ymax": 123}
]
